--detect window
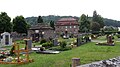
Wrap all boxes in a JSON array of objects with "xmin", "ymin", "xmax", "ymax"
[
  {"xmin": 70, "ymin": 26, "xmax": 72, "ymax": 28},
  {"xmin": 65, "ymin": 26, "xmax": 67, "ymax": 28},
  {"xmin": 74, "ymin": 26, "xmax": 76, "ymax": 28}
]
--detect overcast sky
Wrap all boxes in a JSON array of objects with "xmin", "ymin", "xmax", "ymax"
[{"xmin": 0, "ymin": 0, "xmax": 120, "ymax": 20}]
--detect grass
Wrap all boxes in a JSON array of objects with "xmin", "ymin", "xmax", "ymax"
[
  {"xmin": 1, "ymin": 41, "xmax": 120, "ymax": 67},
  {"xmin": 96, "ymin": 35, "xmax": 119, "ymax": 41}
]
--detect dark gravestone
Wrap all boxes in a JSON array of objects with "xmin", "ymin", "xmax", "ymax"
[
  {"xmin": 107, "ymin": 35, "xmax": 114, "ymax": 46},
  {"xmin": 77, "ymin": 38, "xmax": 81, "ymax": 46},
  {"xmin": 53, "ymin": 38, "xmax": 58, "ymax": 46},
  {"xmin": 24, "ymin": 39, "xmax": 32, "ymax": 50}
]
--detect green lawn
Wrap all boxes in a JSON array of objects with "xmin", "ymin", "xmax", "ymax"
[
  {"xmin": 96, "ymin": 35, "xmax": 119, "ymax": 41},
  {"xmin": 1, "ymin": 41, "xmax": 120, "ymax": 67}
]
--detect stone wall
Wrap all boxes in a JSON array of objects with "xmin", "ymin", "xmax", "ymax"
[{"xmin": 77, "ymin": 56, "xmax": 120, "ymax": 67}]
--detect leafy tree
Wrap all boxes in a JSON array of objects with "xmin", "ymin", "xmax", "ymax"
[
  {"xmin": 103, "ymin": 26, "xmax": 118, "ymax": 31},
  {"xmin": 0, "ymin": 12, "xmax": 12, "ymax": 33},
  {"xmin": 92, "ymin": 11, "xmax": 98, "ymax": 22},
  {"xmin": 78, "ymin": 14, "xmax": 90, "ymax": 32},
  {"xmin": 13, "ymin": 16, "xmax": 28, "ymax": 34},
  {"xmin": 50, "ymin": 21, "xmax": 55, "ymax": 30},
  {"xmin": 92, "ymin": 10, "xmax": 104, "ymax": 28},
  {"xmin": 37, "ymin": 16, "xmax": 43, "ymax": 23},
  {"xmin": 90, "ymin": 22, "xmax": 100, "ymax": 31}
]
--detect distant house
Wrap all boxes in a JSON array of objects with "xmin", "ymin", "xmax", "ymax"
[
  {"xmin": 28, "ymin": 23, "xmax": 54, "ymax": 42},
  {"xmin": 55, "ymin": 18, "xmax": 79, "ymax": 36}
]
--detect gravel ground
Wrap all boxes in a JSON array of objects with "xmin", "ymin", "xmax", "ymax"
[{"xmin": 77, "ymin": 56, "xmax": 120, "ymax": 67}]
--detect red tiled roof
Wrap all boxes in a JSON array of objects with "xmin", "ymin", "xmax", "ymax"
[
  {"xmin": 55, "ymin": 18, "xmax": 79, "ymax": 26},
  {"xmin": 58, "ymin": 18, "xmax": 76, "ymax": 22}
]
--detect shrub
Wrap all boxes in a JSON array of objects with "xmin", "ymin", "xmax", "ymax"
[
  {"xmin": 60, "ymin": 41, "xmax": 67, "ymax": 48},
  {"xmin": 40, "ymin": 39, "xmax": 47, "ymax": 44},
  {"xmin": 42, "ymin": 42, "xmax": 53, "ymax": 48},
  {"xmin": 10, "ymin": 46, "xmax": 15, "ymax": 56},
  {"xmin": 116, "ymin": 34, "xmax": 120, "ymax": 38},
  {"xmin": 49, "ymin": 46, "xmax": 72, "ymax": 51}
]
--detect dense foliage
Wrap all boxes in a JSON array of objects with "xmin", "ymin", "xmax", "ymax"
[
  {"xmin": 0, "ymin": 12, "xmax": 12, "ymax": 33},
  {"xmin": 25, "ymin": 15, "xmax": 120, "ymax": 27},
  {"xmin": 50, "ymin": 20, "xmax": 55, "ymax": 30},
  {"xmin": 92, "ymin": 10, "xmax": 104, "ymax": 28},
  {"xmin": 37, "ymin": 16, "xmax": 43, "ymax": 23},
  {"xmin": 13, "ymin": 16, "xmax": 28, "ymax": 34},
  {"xmin": 60, "ymin": 41, "xmax": 67, "ymax": 48},
  {"xmin": 78, "ymin": 14, "xmax": 90, "ymax": 32},
  {"xmin": 25, "ymin": 15, "xmax": 79, "ymax": 25}
]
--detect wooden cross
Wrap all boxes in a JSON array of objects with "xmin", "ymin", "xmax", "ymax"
[{"xmin": 13, "ymin": 42, "xmax": 29, "ymax": 63}]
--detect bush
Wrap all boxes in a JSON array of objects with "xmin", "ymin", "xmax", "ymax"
[
  {"xmin": 49, "ymin": 46, "xmax": 72, "ymax": 51},
  {"xmin": 60, "ymin": 41, "xmax": 67, "ymax": 48},
  {"xmin": 10, "ymin": 46, "xmax": 15, "ymax": 56},
  {"xmin": 40, "ymin": 39, "xmax": 47, "ymax": 44},
  {"xmin": 42, "ymin": 42, "xmax": 53, "ymax": 48},
  {"xmin": 116, "ymin": 34, "xmax": 120, "ymax": 38}
]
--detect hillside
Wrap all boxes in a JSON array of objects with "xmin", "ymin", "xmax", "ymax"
[{"xmin": 25, "ymin": 15, "xmax": 120, "ymax": 27}]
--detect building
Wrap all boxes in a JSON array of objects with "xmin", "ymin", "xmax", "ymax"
[
  {"xmin": 55, "ymin": 18, "xmax": 79, "ymax": 37},
  {"xmin": 28, "ymin": 23, "xmax": 54, "ymax": 42}
]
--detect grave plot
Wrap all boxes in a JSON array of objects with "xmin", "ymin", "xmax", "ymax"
[
  {"xmin": 96, "ymin": 35, "xmax": 115, "ymax": 46},
  {"xmin": 0, "ymin": 39, "xmax": 34, "ymax": 64}
]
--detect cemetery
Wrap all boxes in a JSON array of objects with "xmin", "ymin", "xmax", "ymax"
[
  {"xmin": 1, "ymin": 0, "xmax": 120, "ymax": 66},
  {"xmin": 0, "ymin": 31, "xmax": 120, "ymax": 67}
]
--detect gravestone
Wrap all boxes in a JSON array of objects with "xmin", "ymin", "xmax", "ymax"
[
  {"xmin": 0, "ymin": 32, "xmax": 12, "ymax": 47},
  {"xmin": 107, "ymin": 35, "xmax": 114, "ymax": 46},
  {"xmin": 72, "ymin": 58, "xmax": 80, "ymax": 67},
  {"xmin": 77, "ymin": 37, "xmax": 81, "ymax": 46},
  {"xmin": 53, "ymin": 38, "xmax": 58, "ymax": 46},
  {"xmin": 24, "ymin": 39, "xmax": 32, "ymax": 50}
]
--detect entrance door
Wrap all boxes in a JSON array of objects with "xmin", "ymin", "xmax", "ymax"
[{"xmin": 5, "ymin": 35, "xmax": 9, "ymax": 45}]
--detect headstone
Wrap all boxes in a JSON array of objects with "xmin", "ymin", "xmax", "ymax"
[
  {"xmin": 107, "ymin": 35, "xmax": 114, "ymax": 46},
  {"xmin": 107, "ymin": 35, "xmax": 112, "ymax": 43},
  {"xmin": 53, "ymin": 38, "xmax": 58, "ymax": 46},
  {"xmin": 24, "ymin": 39, "xmax": 32, "ymax": 50},
  {"xmin": 72, "ymin": 58, "xmax": 80, "ymax": 67},
  {"xmin": 0, "ymin": 32, "xmax": 12, "ymax": 47},
  {"xmin": 77, "ymin": 37, "xmax": 81, "ymax": 46}
]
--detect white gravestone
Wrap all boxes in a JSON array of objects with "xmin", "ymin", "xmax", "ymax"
[{"xmin": 0, "ymin": 32, "xmax": 12, "ymax": 47}]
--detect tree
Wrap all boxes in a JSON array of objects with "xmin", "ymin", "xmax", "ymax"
[
  {"xmin": 37, "ymin": 16, "xmax": 43, "ymax": 23},
  {"xmin": 13, "ymin": 16, "xmax": 28, "ymax": 34},
  {"xmin": 90, "ymin": 22, "xmax": 100, "ymax": 31},
  {"xmin": 78, "ymin": 14, "xmax": 90, "ymax": 32},
  {"xmin": 0, "ymin": 12, "xmax": 12, "ymax": 33},
  {"xmin": 103, "ymin": 26, "xmax": 118, "ymax": 31},
  {"xmin": 92, "ymin": 10, "xmax": 104, "ymax": 28},
  {"xmin": 50, "ymin": 21, "xmax": 55, "ymax": 30}
]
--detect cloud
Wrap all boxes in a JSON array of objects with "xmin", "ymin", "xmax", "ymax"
[{"xmin": 0, "ymin": 0, "xmax": 120, "ymax": 20}]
